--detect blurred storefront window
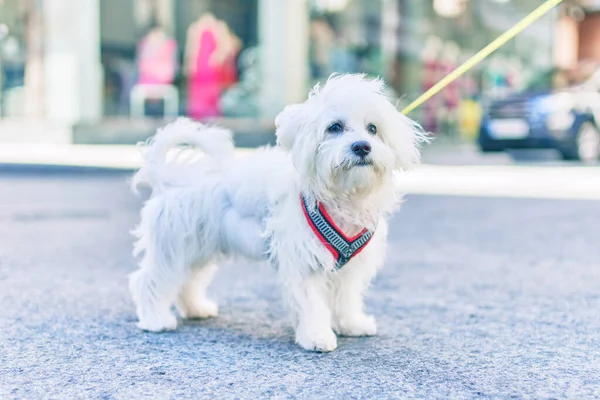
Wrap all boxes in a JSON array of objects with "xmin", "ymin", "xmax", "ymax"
[{"xmin": 100, "ymin": 0, "xmax": 258, "ymax": 119}]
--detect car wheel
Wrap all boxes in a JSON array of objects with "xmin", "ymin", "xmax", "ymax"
[
  {"xmin": 480, "ymin": 146, "xmax": 503, "ymax": 153},
  {"xmin": 561, "ymin": 122, "xmax": 600, "ymax": 164},
  {"xmin": 478, "ymin": 141, "xmax": 503, "ymax": 153}
]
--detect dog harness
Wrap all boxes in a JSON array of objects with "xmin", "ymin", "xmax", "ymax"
[{"xmin": 300, "ymin": 194, "xmax": 374, "ymax": 269}]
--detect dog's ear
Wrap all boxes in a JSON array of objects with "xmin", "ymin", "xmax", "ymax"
[
  {"xmin": 387, "ymin": 109, "xmax": 431, "ymax": 171},
  {"xmin": 275, "ymin": 103, "xmax": 305, "ymax": 151}
]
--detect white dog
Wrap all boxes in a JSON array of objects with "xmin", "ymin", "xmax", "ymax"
[{"xmin": 129, "ymin": 73, "xmax": 427, "ymax": 352}]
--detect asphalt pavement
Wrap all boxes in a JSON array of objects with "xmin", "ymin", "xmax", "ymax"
[{"xmin": 1, "ymin": 169, "xmax": 600, "ymax": 399}]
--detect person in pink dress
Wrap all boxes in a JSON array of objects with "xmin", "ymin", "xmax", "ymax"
[{"xmin": 185, "ymin": 14, "xmax": 240, "ymax": 119}]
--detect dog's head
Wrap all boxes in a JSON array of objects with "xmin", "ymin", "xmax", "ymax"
[{"xmin": 275, "ymin": 73, "xmax": 428, "ymax": 199}]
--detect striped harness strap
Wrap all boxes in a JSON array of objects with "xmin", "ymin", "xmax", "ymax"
[{"xmin": 300, "ymin": 194, "xmax": 374, "ymax": 269}]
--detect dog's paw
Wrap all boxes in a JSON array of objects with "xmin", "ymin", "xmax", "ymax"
[
  {"xmin": 136, "ymin": 312, "xmax": 178, "ymax": 332},
  {"xmin": 295, "ymin": 326, "xmax": 338, "ymax": 352},
  {"xmin": 177, "ymin": 298, "xmax": 219, "ymax": 319},
  {"xmin": 334, "ymin": 314, "xmax": 377, "ymax": 337}
]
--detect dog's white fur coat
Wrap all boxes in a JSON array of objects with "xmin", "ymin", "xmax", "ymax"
[{"xmin": 129, "ymin": 74, "xmax": 427, "ymax": 352}]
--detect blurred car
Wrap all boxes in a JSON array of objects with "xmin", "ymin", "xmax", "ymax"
[{"xmin": 478, "ymin": 61, "xmax": 600, "ymax": 163}]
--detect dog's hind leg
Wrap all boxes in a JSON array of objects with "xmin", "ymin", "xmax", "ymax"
[
  {"xmin": 129, "ymin": 252, "xmax": 188, "ymax": 332},
  {"xmin": 176, "ymin": 262, "xmax": 219, "ymax": 319}
]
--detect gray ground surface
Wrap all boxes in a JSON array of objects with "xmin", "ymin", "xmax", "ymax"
[{"xmin": 1, "ymin": 171, "xmax": 600, "ymax": 399}]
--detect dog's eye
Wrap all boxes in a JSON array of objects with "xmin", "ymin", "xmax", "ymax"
[
  {"xmin": 327, "ymin": 122, "xmax": 344, "ymax": 134},
  {"xmin": 367, "ymin": 124, "xmax": 377, "ymax": 135}
]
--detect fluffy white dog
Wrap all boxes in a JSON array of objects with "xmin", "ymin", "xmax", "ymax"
[{"xmin": 129, "ymin": 73, "xmax": 427, "ymax": 352}]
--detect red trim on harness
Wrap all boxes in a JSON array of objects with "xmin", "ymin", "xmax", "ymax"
[
  {"xmin": 317, "ymin": 202, "xmax": 369, "ymax": 242},
  {"xmin": 300, "ymin": 195, "xmax": 341, "ymax": 262}
]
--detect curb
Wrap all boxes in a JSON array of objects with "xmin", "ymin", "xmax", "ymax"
[{"xmin": 0, "ymin": 163, "xmax": 137, "ymax": 175}]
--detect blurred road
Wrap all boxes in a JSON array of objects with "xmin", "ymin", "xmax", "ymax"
[{"xmin": 1, "ymin": 169, "xmax": 600, "ymax": 399}]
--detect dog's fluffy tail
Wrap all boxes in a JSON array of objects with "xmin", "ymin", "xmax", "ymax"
[{"xmin": 131, "ymin": 117, "xmax": 234, "ymax": 193}]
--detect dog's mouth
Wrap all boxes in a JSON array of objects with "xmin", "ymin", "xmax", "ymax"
[
  {"xmin": 335, "ymin": 157, "xmax": 375, "ymax": 171},
  {"xmin": 352, "ymin": 158, "xmax": 374, "ymax": 167}
]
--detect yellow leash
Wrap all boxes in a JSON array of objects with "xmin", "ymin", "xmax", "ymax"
[{"xmin": 401, "ymin": 0, "xmax": 564, "ymax": 115}]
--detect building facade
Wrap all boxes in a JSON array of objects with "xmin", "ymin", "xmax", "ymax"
[{"xmin": 0, "ymin": 0, "xmax": 591, "ymax": 136}]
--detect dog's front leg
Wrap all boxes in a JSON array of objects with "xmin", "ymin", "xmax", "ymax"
[
  {"xmin": 282, "ymin": 271, "xmax": 337, "ymax": 352},
  {"xmin": 331, "ymin": 259, "xmax": 378, "ymax": 337}
]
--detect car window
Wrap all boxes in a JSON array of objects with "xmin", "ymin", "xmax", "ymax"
[{"xmin": 524, "ymin": 69, "xmax": 556, "ymax": 92}]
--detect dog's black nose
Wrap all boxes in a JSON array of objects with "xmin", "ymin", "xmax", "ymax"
[{"xmin": 351, "ymin": 141, "xmax": 372, "ymax": 157}]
